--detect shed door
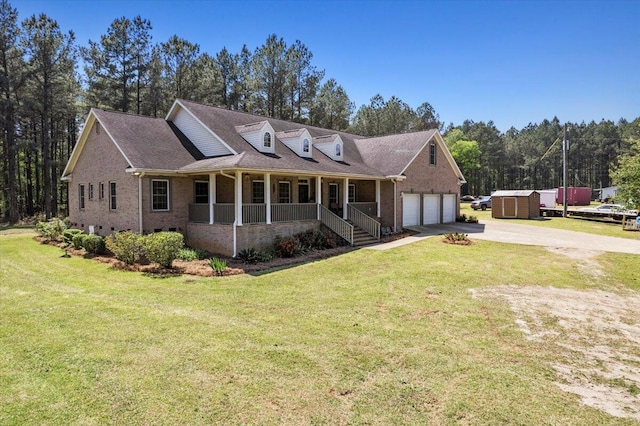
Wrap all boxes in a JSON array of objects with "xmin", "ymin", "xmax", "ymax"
[
  {"xmin": 402, "ymin": 193, "xmax": 420, "ymax": 227},
  {"xmin": 502, "ymin": 197, "xmax": 517, "ymax": 218},
  {"xmin": 423, "ymin": 195, "xmax": 440, "ymax": 225},
  {"xmin": 443, "ymin": 194, "xmax": 456, "ymax": 223}
]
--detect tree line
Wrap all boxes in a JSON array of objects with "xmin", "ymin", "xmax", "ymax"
[{"xmin": 1, "ymin": 0, "xmax": 638, "ymax": 222}]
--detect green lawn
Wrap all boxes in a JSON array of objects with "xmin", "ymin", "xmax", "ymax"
[
  {"xmin": 1, "ymin": 231, "xmax": 638, "ymax": 425},
  {"xmin": 461, "ymin": 203, "xmax": 640, "ymax": 240}
]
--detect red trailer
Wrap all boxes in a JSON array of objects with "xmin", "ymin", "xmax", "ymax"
[{"xmin": 556, "ymin": 187, "xmax": 591, "ymax": 206}]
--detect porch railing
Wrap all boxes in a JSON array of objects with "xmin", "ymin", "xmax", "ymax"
[
  {"xmin": 319, "ymin": 204, "xmax": 353, "ymax": 245},
  {"xmin": 349, "ymin": 202, "xmax": 378, "ymax": 217},
  {"xmin": 188, "ymin": 203, "xmax": 209, "ymax": 223},
  {"xmin": 347, "ymin": 204, "xmax": 380, "ymax": 240},
  {"xmin": 213, "ymin": 203, "xmax": 235, "ymax": 224},
  {"xmin": 243, "ymin": 203, "xmax": 266, "ymax": 224},
  {"xmin": 271, "ymin": 203, "xmax": 317, "ymax": 222}
]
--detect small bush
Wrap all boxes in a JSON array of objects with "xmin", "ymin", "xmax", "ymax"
[
  {"xmin": 177, "ymin": 248, "xmax": 208, "ymax": 261},
  {"xmin": 258, "ymin": 251, "xmax": 274, "ymax": 262},
  {"xmin": 466, "ymin": 215, "xmax": 478, "ymax": 223},
  {"xmin": 105, "ymin": 231, "xmax": 143, "ymax": 265},
  {"xmin": 83, "ymin": 234, "xmax": 106, "ymax": 255},
  {"xmin": 143, "ymin": 232, "xmax": 184, "ymax": 268},
  {"xmin": 456, "ymin": 214, "xmax": 467, "ymax": 223},
  {"xmin": 35, "ymin": 218, "xmax": 68, "ymax": 241},
  {"xmin": 442, "ymin": 232, "xmax": 471, "ymax": 244},
  {"xmin": 62, "ymin": 229, "xmax": 84, "ymax": 246},
  {"xmin": 237, "ymin": 248, "xmax": 261, "ymax": 264},
  {"xmin": 209, "ymin": 257, "xmax": 227, "ymax": 276},
  {"xmin": 72, "ymin": 233, "xmax": 87, "ymax": 250},
  {"xmin": 274, "ymin": 236, "xmax": 302, "ymax": 258}
]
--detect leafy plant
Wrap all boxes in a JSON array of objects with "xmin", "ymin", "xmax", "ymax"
[
  {"xmin": 62, "ymin": 229, "xmax": 84, "ymax": 247},
  {"xmin": 105, "ymin": 231, "xmax": 143, "ymax": 265},
  {"xmin": 72, "ymin": 233, "xmax": 87, "ymax": 250},
  {"xmin": 35, "ymin": 218, "xmax": 68, "ymax": 241},
  {"xmin": 177, "ymin": 248, "xmax": 209, "ymax": 261},
  {"xmin": 466, "ymin": 215, "xmax": 478, "ymax": 223},
  {"xmin": 442, "ymin": 232, "xmax": 471, "ymax": 244},
  {"xmin": 83, "ymin": 235, "xmax": 106, "ymax": 255},
  {"xmin": 274, "ymin": 236, "xmax": 302, "ymax": 258},
  {"xmin": 456, "ymin": 214, "xmax": 467, "ymax": 223},
  {"xmin": 237, "ymin": 248, "xmax": 261, "ymax": 264},
  {"xmin": 209, "ymin": 257, "xmax": 227, "ymax": 276},
  {"xmin": 143, "ymin": 232, "xmax": 184, "ymax": 268}
]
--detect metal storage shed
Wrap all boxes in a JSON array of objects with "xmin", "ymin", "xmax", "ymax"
[{"xmin": 491, "ymin": 190, "xmax": 541, "ymax": 219}]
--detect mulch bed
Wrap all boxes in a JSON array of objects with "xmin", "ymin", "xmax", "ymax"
[{"xmin": 35, "ymin": 230, "xmax": 415, "ymax": 278}]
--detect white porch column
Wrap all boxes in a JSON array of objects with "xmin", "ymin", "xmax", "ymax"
[
  {"xmin": 343, "ymin": 177, "xmax": 349, "ymax": 220},
  {"xmin": 316, "ymin": 176, "xmax": 322, "ymax": 219},
  {"xmin": 375, "ymin": 180, "xmax": 381, "ymax": 217},
  {"xmin": 209, "ymin": 172, "xmax": 216, "ymax": 224},
  {"xmin": 235, "ymin": 171, "xmax": 243, "ymax": 226},
  {"xmin": 265, "ymin": 172, "xmax": 271, "ymax": 224}
]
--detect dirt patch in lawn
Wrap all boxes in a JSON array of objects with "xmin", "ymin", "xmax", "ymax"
[{"xmin": 471, "ymin": 284, "xmax": 640, "ymax": 420}]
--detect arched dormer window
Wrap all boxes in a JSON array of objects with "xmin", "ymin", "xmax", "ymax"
[
  {"xmin": 303, "ymin": 138, "xmax": 310, "ymax": 153},
  {"xmin": 335, "ymin": 143, "xmax": 342, "ymax": 157},
  {"xmin": 263, "ymin": 132, "xmax": 272, "ymax": 148}
]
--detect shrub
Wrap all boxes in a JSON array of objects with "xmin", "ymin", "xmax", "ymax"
[
  {"xmin": 63, "ymin": 229, "xmax": 84, "ymax": 247},
  {"xmin": 105, "ymin": 231, "xmax": 143, "ymax": 265},
  {"xmin": 35, "ymin": 218, "xmax": 68, "ymax": 241},
  {"xmin": 72, "ymin": 233, "xmax": 87, "ymax": 250},
  {"xmin": 237, "ymin": 248, "xmax": 260, "ymax": 264},
  {"xmin": 258, "ymin": 250, "xmax": 274, "ymax": 262},
  {"xmin": 177, "ymin": 248, "xmax": 208, "ymax": 261},
  {"xmin": 456, "ymin": 214, "xmax": 467, "ymax": 223},
  {"xmin": 442, "ymin": 232, "xmax": 471, "ymax": 244},
  {"xmin": 143, "ymin": 232, "xmax": 184, "ymax": 268},
  {"xmin": 209, "ymin": 257, "xmax": 227, "ymax": 276},
  {"xmin": 274, "ymin": 236, "xmax": 302, "ymax": 258},
  {"xmin": 466, "ymin": 215, "xmax": 479, "ymax": 223},
  {"xmin": 83, "ymin": 234, "xmax": 106, "ymax": 255}
]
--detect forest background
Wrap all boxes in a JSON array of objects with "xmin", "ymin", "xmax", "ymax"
[{"xmin": 1, "ymin": 0, "xmax": 638, "ymax": 223}]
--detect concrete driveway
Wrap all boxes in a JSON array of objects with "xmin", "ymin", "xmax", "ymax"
[{"xmin": 367, "ymin": 221, "xmax": 640, "ymax": 255}]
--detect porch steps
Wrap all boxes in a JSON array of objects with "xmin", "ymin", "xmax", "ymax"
[{"xmin": 351, "ymin": 224, "xmax": 379, "ymax": 247}]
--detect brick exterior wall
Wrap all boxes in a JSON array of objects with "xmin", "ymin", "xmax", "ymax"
[
  {"xmin": 67, "ymin": 121, "xmax": 139, "ymax": 234},
  {"xmin": 141, "ymin": 176, "xmax": 192, "ymax": 233},
  {"xmin": 186, "ymin": 220, "xmax": 319, "ymax": 256}
]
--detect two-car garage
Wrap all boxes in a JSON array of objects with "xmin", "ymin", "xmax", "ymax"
[{"xmin": 402, "ymin": 193, "xmax": 457, "ymax": 227}]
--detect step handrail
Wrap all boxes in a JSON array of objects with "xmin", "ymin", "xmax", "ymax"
[
  {"xmin": 319, "ymin": 204, "xmax": 353, "ymax": 245},
  {"xmin": 347, "ymin": 204, "xmax": 381, "ymax": 239}
]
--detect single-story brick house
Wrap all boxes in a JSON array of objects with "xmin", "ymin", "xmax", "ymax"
[{"xmin": 62, "ymin": 99, "xmax": 465, "ymax": 256}]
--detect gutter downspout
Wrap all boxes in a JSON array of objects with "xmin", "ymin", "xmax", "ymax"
[
  {"xmin": 392, "ymin": 178, "xmax": 397, "ymax": 233},
  {"xmin": 138, "ymin": 173, "xmax": 145, "ymax": 233}
]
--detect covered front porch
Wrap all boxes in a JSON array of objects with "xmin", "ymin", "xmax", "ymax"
[{"xmin": 186, "ymin": 171, "xmax": 382, "ymax": 253}]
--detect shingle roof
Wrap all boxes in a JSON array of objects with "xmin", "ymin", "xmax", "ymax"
[
  {"xmin": 79, "ymin": 100, "xmax": 454, "ymax": 180},
  {"xmin": 492, "ymin": 190, "xmax": 538, "ymax": 197},
  {"xmin": 354, "ymin": 130, "xmax": 438, "ymax": 176},
  {"xmin": 93, "ymin": 109, "xmax": 197, "ymax": 170}
]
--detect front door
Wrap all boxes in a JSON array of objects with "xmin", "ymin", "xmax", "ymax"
[{"xmin": 298, "ymin": 183, "xmax": 309, "ymax": 203}]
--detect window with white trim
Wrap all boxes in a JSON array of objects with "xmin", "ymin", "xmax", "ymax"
[
  {"xmin": 79, "ymin": 184, "xmax": 85, "ymax": 210},
  {"xmin": 329, "ymin": 183, "xmax": 339, "ymax": 205},
  {"xmin": 99, "ymin": 182, "xmax": 105, "ymax": 200},
  {"xmin": 194, "ymin": 181, "xmax": 208, "ymax": 204},
  {"xmin": 336, "ymin": 143, "xmax": 342, "ymax": 157},
  {"xmin": 278, "ymin": 181, "xmax": 290, "ymax": 204},
  {"xmin": 109, "ymin": 182, "xmax": 117, "ymax": 210},
  {"xmin": 429, "ymin": 143, "xmax": 437, "ymax": 166},
  {"xmin": 348, "ymin": 183, "xmax": 356, "ymax": 203},
  {"xmin": 152, "ymin": 179, "xmax": 170, "ymax": 211},
  {"xmin": 263, "ymin": 132, "xmax": 272, "ymax": 148},
  {"xmin": 303, "ymin": 138, "xmax": 310, "ymax": 153},
  {"xmin": 252, "ymin": 180, "xmax": 265, "ymax": 204},
  {"xmin": 88, "ymin": 183, "xmax": 94, "ymax": 200}
]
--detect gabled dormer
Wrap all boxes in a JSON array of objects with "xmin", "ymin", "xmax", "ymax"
[
  {"xmin": 313, "ymin": 134, "xmax": 344, "ymax": 161},
  {"xmin": 275, "ymin": 128, "xmax": 313, "ymax": 158},
  {"xmin": 235, "ymin": 121, "xmax": 276, "ymax": 154}
]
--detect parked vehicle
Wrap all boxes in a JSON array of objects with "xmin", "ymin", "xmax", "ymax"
[
  {"xmin": 471, "ymin": 196, "xmax": 492, "ymax": 211},
  {"xmin": 578, "ymin": 204, "xmax": 638, "ymax": 215},
  {"xmin": 460, "ymin": 195, "xmax": 476, "ymax": 202}
]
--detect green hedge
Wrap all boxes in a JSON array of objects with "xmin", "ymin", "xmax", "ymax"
[
  {"xmin": 144, "ymin": 232, "xmax": 184, "ymax": 268},
  {"xmin": 105, "ymin": 231, "xmax": 143, "ymax": 265}
]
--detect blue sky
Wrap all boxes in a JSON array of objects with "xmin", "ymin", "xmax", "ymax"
[{"xmin": 14, "ymin": 0, "xmax": 640, "ymax": 131}]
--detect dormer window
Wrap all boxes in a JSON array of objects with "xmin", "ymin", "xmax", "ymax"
[
  {"xmin": 303, "ymin": 138, "xmax": 310, "ymax": 153},
  {"xmin": 235, "ymin": 121, "xmax": 275, "ymax": 154},
  {"xmin": 263, "ymin": 132, "xmax": 272, "ymax": 148},
  {"xmin": 336, "ymin": 144, "xmax": 341, "ymax": 157}
]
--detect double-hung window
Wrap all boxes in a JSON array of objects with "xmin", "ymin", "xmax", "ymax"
[
  {"xmin": 88, "ymin": 183, "xmax": 94, "ymax": 200},
  {"xmin": 79, "ymin": 184, "xmax": 85, "ymax": 210},
  {"xmin": 348, "ymin": 184, "xmax": 356, "ymax": 203},
  {"xmin": 429, "ymin": 143, "xmax": 437, "ymax": 166},
  {"xmin": 152, "ymin": 179, "xmax": 170, "ymax": 211},
  {"xmin": 99, "ymin": 182, "xmax": 105, "ymax": 200},
  {"xmin": 109, "ymin": 182, "xmax": 117, "ymax": 210},
  {"xmin": 194, "ymin": 181, "xmax": 208, "ymax": 204},
  {"xmin": 252, "ymin": 181, "xmax": 265, "ymax": 204},
  {"xmin": 329, "ymin": 183, "xmax": 339, "ymax": 205},
  {"xmin": 278, "ymin": 181, "xmax": 290, "ymax": 204}
]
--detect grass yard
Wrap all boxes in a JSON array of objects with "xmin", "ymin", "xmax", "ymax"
[
  {"xmin": 461, "ymin": 204, "xmax": 640, "ymax": 240},
  {"xmin": 1, "ymin": 230, "xmax": 639, "ymax": 425}
]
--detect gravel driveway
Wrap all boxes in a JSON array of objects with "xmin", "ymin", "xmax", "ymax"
[{"xmin": 370, "ymin": 221, "xmax": 640, "ymax": 254}]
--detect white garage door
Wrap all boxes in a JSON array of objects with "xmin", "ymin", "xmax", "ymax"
[
  {"xmin": 443, "ymin": 194, "xmax": 457, "ymax": 223},
  {"xmin": 423, "ymin": 194, "xmax": 440, "ymax": 224},
  {"xmin": 402, "ymin": 193, "xmax": 420, "ymax": 227}
]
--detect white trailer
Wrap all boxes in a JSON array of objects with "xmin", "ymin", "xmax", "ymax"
[{"xmin": 538, "ymin": 189, "xmax": 557, "ymax": 208}]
